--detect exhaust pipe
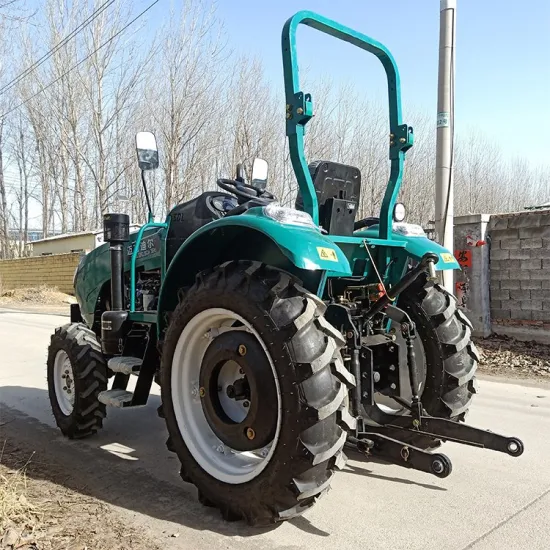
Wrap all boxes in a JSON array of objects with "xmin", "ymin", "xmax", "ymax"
[
  {"xmin": 101, "ymin": 213, "xmax": 130, "ymax": 355},
  {"xmin": 103, "ymin": 213, "xmax": 130, "ymax": 310}
]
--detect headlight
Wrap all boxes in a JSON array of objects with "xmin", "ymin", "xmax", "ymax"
[
  {"xmin": 263, "ymin": 203, "xmax": 317, "ymax": 228},
  {"xmin": 393, "ymin": 202, "xmax": 406, "ymax": 222},
  {"xmin": 393, "ymin": 222, "xmax": 426, "ymax": 237}
]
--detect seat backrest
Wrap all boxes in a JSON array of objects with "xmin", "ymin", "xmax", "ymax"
[
  {"xmin": 295, "ymin": 160, "xmax": 361, "ymax": 235},
  {"xmin": 166, "ymin": 191, "xmax": 234, "ymax": 265}
]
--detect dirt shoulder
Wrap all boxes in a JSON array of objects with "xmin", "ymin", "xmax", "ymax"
[
  {"xmin": 1, "ymin": 439, "xmax": 160, "ymax": 550},
  {"xmin": 475, "ymin": 333, "xmax": 550, "ymax": 381},
  {"xmin": 0, "ymin": 286, "xmax": 72, "ymax": 316}
]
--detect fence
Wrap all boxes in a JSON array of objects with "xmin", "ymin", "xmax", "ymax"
[{"xmin": 0, "ymin": 253, "xmax": 81, "ymax": 295}]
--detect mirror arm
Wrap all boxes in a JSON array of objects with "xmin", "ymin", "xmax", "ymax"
[{"xmin": 141, "ymin": 170, "xmax": 154, "ymax": 222}]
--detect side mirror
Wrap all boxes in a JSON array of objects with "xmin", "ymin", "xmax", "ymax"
[
  {"xmin": 251, "ymin": 158, "xmax": 268, "ymax": 191},
  {"xmin": 135, "ymin": 132, "xmax": 159, "ymax": 171}
]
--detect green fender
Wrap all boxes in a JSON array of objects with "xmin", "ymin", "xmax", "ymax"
[
  {"xmin": 399, "ymin": 234, "xmax": 459, "ymax": 270},
  {"xmin": 157, "ymin": 207, "xmax": 351, "ymax": 331},
  {"xmin": 356, "ymin": 226, "xmax": 460, "ymax": 270}
]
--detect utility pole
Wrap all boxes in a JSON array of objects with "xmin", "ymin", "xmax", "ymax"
[{"xmin": 435, "ymin": 0, "xmax": 456, "ymax": 293}]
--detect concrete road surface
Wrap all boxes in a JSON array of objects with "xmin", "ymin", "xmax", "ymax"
[{"xmin": 1, "ymin": 308, "xmax": 549, "ymax": 549}]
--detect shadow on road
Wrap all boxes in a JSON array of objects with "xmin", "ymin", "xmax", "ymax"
[
  {"xmin": 342, "ymin": 463, "xmax": 446, "ymax": 491},
  {"xmin": 1, "ymin": 385, "xmax": 442, "ymax": 539}
]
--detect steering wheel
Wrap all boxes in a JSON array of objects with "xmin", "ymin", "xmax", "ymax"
[{"xmin": 217, "ymin": 178, "xmax": 275, "ymax": 205}]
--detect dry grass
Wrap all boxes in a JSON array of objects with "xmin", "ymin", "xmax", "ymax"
[
  {"xmin": 0, "ymin": 445, "xmax": 41, "ymax": 548},
  {"xmin": 476, "ymin": 334, "xmax": 550, "ymax": 379},
  {"xmin": 0, "ymin": 439, "xmax": 160, "ymax": 550},
  {"xmin": 0, "ymin": 285, "xmax": 74, "ymax": 306}
]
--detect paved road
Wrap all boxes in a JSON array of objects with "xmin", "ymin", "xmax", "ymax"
[{"xmin": 1, "ymin": 308, "xmax": 549, "ymax": 550}]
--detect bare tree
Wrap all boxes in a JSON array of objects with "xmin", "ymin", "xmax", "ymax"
[
  {"xmin": 151, "ymin": 0, "xmax": 226, "ymax": 211},
  {"xmin": 0, "ymin": 0, "xmax": 546, "ymax": 248}
]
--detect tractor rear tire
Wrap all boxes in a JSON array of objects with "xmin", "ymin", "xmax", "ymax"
[
  {"xmin": 160, "ymin": 261, "xmax": 355, "ymax": 525},
  {"xmin": 398, "ymin": 276, "xmax": 479, "ymax": 447},
  {"xmin": 47, "ymin": 323, "xmax": 107, "ymax": 439}
]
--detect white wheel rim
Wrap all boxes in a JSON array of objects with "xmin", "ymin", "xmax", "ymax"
[
  {"xmin": 171, "ymin": 308, "xmax": 282, "ymax": 484},
  {"xmin": 53, "ymin": 349, "xmax": 75, "ymax": 416}
]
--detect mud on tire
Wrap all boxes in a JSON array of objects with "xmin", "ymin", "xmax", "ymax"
[
  {"xmin": 160, "ymin": 261, "xmax": 356, "ymax": 525},
  {"xmin": 47, "ymin": 323, "xmax": 107, "ymax": 438}
]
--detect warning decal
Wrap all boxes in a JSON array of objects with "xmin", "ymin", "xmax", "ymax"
[
  {"xmin": 316, "ymin": 247, "xmax": 339, "ymax": 262},
  {"xmin": 441, "ymin": 253, "xmax": 455, "ymax": 263}
]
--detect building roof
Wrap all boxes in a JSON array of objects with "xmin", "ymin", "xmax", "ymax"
[
  {"xmin": 31, "ymin": 225, "xmax": 141, "ymax": 245},
  {"xmin": 31, "ymin": 230, "xmax": 101, "ymax": 245}
]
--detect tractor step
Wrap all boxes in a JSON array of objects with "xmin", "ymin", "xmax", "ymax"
[
  {"xmin": 107, "ymin": 356, "xmax": 142, "ymax": 375},
  {"xmin": 98, "ymin": 389, "xmax": 134, "ymax": 407}
]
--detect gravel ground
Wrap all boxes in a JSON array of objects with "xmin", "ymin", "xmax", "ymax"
[{"xmin": 475, "ymin": 334, "xmax": 550, "ymax": 380}]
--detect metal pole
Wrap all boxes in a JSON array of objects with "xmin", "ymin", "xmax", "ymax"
[{"xmin": 435, "ymin": 0, "xmax": 456, "ymax": 293}]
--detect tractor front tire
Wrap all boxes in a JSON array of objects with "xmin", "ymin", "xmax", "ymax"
[
  {"xmin": 47, "ymin": 323, "xmax": 107, "ymax": 439},
  {"xmin": 160, "ymin": 261, "xmax": 355, "ymax": 525}
]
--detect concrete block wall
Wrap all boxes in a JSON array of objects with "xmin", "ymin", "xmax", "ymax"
[
  {"xmin": 0, "ymin": 253, "xmax": 81, "ymax": 295},
  {"xmin": 487, "ymin": 209, "xmax": 550, "ymax": 342},
  {"xmin": 454, "ymin": 214, "xmax": 491, "ymax": 337}
]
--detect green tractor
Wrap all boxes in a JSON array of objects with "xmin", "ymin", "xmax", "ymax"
[{"xmin": 47, "ymin": 11, "xmax": 523, "ymax": 525}]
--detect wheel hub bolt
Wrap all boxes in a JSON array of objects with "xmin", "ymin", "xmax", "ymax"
[
  {"xmin": 243, "ymin": 400, "xmax": 250, "ymax": 408},
  {"xmin": 246, "ymin": 427, "xmax": 255, "ymax": 440},
  {"xmin": 362, "ymin": 391, "xmax": 369, "ymax": 399},
  {"xmin": 373, "ymin": 372, "xmax": 381, "ymax": 383},
  {"xmin": 390, "ymin": 383, "xmax": 397, "ymax": 390},
  {"xmin": 199, "ymin": 387, "xmax": 205, "ymax": 398},
  {"xmin": 238, "ymin": 344, "xmax": 247, "ymax": 356}
]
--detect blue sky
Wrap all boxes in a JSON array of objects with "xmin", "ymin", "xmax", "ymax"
[{"xmin": 201, "ymin": 0, "xmax": 549, "ymax": 165}]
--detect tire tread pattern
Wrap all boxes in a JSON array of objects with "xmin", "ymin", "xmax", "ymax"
[
  {"xmin": 403, "ymin": 279, "xmax": 478, "ymax": 420},
  {"xmin": 47, "ymin": 323, "xmax": 107, "ymax": 439},
  {"xmin": 161, "ymin": 261, "xmax": 355, "ymax": 525}
]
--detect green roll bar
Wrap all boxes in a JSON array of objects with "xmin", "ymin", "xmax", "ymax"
[{"xmin": 281, "ymin": 11, "xmax": 413, "ymax": 240}]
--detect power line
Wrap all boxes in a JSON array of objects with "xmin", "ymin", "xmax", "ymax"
[
  {"xmin": 2, "ymin": 0, "xmax": 160, "ymax": 118},
  {"xmin": 0, "ymin": 0, "xmax": 116, "ymax": 96}
]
